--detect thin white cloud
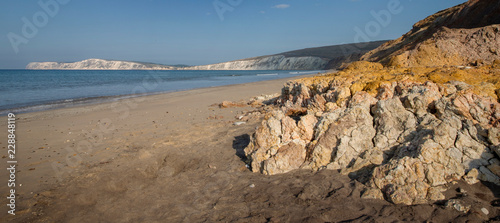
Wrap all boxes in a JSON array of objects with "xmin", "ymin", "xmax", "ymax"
[{"xmin": 272, "ymin": 4, "xmax": 290, "ymax": 9}]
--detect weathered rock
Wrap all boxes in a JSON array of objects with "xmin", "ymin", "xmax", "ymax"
[
  {"xmin": 372, "ymin": 97, "xmax": 417, "ymax": 150},
  {"xmin": 244, "ymin": 110, "xmax": 316, "ymax": 174},
  {"xmin": 280, "ymin": 82, "xmax": 312, "ymax": 110},
  {"xmin": 481, "ymin": 207, "xmax": 490, "ymax": 215},
  {"xmin": 401, "ymin": 82, "xmax": 442, "ymax": 117},
  {"xmin": 244, "ymin": 65, "xmax": 500, "ymax": 205},
  {"xmin": 479, "ymin": 166, "xmax": 500, "ymax": 185},
  {"xmin": 370, "ymin": 157, "xmax": 430, "ymax": 205},
  {"xmin": 308, "ymin": 103, "xmax": 376, "ymax": 171},
  {"xmin": 464, "ymin": 168, "xmax": 480, "ymax": 185},
  {"xmin": 361, "ymin": 188, "xmax": 384, "ymax": 200},
  {"xmin": 297, "ymin": 114, "xmax": 317, "ymax": 141},
  {"xmin": 376, "ymin": 82, "xmax": 396, "ymax": 100},
  {"xmin": 488, "ymin": 164, "xmax": 500, "ymax": 177},
  {"xmin": 308, "ymin": 94, "xmax": 327, "ymax": 113},
  {"xmin": 445, "ymin": 199, "xmax": 471, "ymax": 213},
  {"xmin": 219, "ymin": 101, "xmax": 247, "ymax": 108},
  {"xmin": 261, "ymin": 140, "xmax": 307, "ymax": 175},
  {"xmin": 327, "ymin": 86, "xmax": 351, "ymax": 107}
]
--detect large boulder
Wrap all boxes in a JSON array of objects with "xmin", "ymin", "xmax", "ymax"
[{"xmin": 244, "ymin": 111, "xmax": 317, "ymax": 175}]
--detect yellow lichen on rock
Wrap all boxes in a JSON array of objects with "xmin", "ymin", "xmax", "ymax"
[
  {"xmin": 343, "ymin": 61, "xmax": 384, "ymax": 72},
  {"xmin": 291, "ymin": 62, "xmax": 500, "ymax": 101}
]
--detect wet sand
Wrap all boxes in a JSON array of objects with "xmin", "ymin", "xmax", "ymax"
[{"xmin": 1, "ymin": 74, "xmax": 499, "ymax": 222}]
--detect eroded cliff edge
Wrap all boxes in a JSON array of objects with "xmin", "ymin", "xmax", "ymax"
[{"xmin": 361, "ymin": 0, "xmax": 500, "ymax": 67}]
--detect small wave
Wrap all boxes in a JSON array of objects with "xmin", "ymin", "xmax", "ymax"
[
  {"xmin": 289, "ymin": 71, "xmax": 323, "ymax": 75},
  {"xmin": 256, "ymin": 73, "xmax": 278, "ymax": 76},
  {"xmin": 0, "ymin": 104, "xmax": 55, "ymax": 115},
  {"xmin": 0, "ymin": 95, "xmax": 137, "ymax": 115}
]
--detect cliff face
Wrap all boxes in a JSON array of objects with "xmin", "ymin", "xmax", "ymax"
[
  {"xmin": 182, "ymin": 56, "xmax": 329, "ymax": 70},
  {"xmin": 183, "ymin": 41, "xmax": 385, "ymax": 70},
  {"xmin": 362, "ymin": 0, "xmax": 500, "ymax": 67},
  {"xmin": 26, "ymin": 59, "xmax": 176, "ymax": 70},
  {"xmin": 26, "ymin": 57, "xmax": 328, "ymax": 71},
  {"xmin": 26, "ymin": 42, "xmax": 385, "ymax": 70}
]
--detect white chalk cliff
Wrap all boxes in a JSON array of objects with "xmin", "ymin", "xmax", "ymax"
[
  {"xmin": 26, "ymin": 59, "xmax": 176, "ymax": 70},
  {"xmin": 26, "ymin": 41, "xmax": 386, "ymax": 70},
  {"xmin": 26, "ymin": 57, "xmax": 328, "ymax": 70},
  {"xmin": 183, "ymin": 56, "xmax": 329, "ymax": 70}
]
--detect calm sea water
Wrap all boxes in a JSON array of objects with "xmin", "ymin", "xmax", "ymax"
[{"xmin": 0, "ymin": 70, "xmax": 322, "ymax": 114}]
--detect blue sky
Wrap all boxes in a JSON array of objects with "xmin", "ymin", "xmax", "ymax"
[{"xmin": 0, "ymin": 0, "xmax": 466, "ymax": 69}]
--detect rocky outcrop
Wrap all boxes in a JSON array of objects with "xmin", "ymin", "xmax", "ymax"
[
  {"xmin": 26, "ymin": 59, "xmax": 178, "ymax": 70},
  {"xmin": 244, "ymin": 61, "xmax": 500, "ymax": 205},
  {"xmin": 246, "ymin": 0, "xmax": 500, "ymax": 202},
  {"xmin": 361, "ymin": 0, "xmax": 500, "ymax": 67}
]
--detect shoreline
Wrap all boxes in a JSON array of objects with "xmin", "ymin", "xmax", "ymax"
[
  {"xmin": 0, "ymin": 71, "xmax": 327, "ymax": 116},
  {"xmin": 0, "ymin": 72, "xmax": 317, "ymax": 197},
  {"xmin": 2, "ymin": 73, "xmax": 319, "ymax": 221}
]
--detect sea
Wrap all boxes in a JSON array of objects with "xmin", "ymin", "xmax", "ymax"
[{"xmin": 0, "ymin": 69, "xmax": 324, "ymax": 115}]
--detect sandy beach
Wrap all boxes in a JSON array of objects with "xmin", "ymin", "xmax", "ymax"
[
  {"xmin": 1, "ymin": 74, "xmax": 498, "ymax": 222},
  {"xmin": 3, "ymin": 0, "xmax": 500, "ymax": 221}
]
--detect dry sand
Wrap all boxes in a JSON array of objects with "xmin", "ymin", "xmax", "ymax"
[{"xmin": 1, "ymin": 75, "xmax": 499, "ymax": 222}]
